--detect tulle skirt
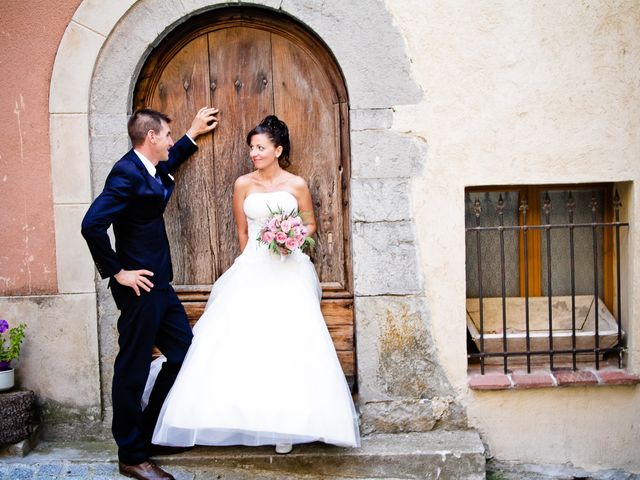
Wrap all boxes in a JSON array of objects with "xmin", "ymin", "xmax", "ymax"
[{"xmin": 151, "ymin": 246, "xmax": 360, "ymax": 448}]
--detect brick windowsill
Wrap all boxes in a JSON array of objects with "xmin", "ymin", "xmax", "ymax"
[{"xmin": 468, "ymin": 367, "xmax": 640, "ymax": 390}]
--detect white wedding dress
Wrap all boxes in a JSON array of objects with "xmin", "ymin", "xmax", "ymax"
[{"xmin": 151, "ymin": 190, "xmax": 360, "ymax": 448}]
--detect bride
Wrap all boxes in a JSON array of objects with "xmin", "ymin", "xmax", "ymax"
[{"xmin": 150, "ymin": 115, "xmax": 360, "ymax": 454}]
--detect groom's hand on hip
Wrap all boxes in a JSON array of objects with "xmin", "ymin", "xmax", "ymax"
[{"xmin": 114, "ymin": 269, "xmax": 154, "ymax": 296}]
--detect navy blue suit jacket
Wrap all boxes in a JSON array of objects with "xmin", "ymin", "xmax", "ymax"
[{"xmin": 81, "ymin": 135, "xmax": 198, "ymax": 287}]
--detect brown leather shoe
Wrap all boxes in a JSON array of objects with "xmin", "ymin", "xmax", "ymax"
[{"xmin": 118, "ymin": 460, "xmax": 175, "ymax": 480}]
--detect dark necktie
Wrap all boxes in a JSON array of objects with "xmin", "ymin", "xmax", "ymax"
[{"xmin": 154, "ymin": 172, "xmax": 167, "ymax": 199}]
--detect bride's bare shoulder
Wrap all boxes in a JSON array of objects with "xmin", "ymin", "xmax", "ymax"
[
  {"xmin": 286, "ymin": 173, "xmax": 309, "ymax": 192},
  {"xmin": 234, "ymin": 173, "xmax": 255, "ymax": 187},
  {"xmin": 234, "ymin": 174, "xmax": 254, "ymax": 196}
]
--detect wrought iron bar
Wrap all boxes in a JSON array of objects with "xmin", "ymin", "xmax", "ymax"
[
  {"xmin": 543, "ymin": 193, "xmax": 554, "ymax": 369},
  {"xmin": 468, "ymin": 345, "xmax": 624, "ymax": 359},
  {"xmin": 497, "ymin": 194, "xmax": 508, "ymax": 373},
  {"xmin": 567, "ymin": 192, "xmax": 577, "ymax": 370},
  {"xmin": 520, "ymin": 199, "xmax": 531, "ymax": 373},
  {"xmin": 466, "ymin": 221, "xmax": 628, "ymax": 232},
  {"xmin": 614, "ymin": 190, "xmax": 623, "ymax": 368},
  {"xmin": 474, "ymin": 199, "xmax": 485, "ymax": 374},
  {"xmin": 591, "ymin": 195, "xmax": 600, "ymax": 369}
]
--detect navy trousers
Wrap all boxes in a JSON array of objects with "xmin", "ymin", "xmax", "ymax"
[{"xmin": 110, "ymin": 283, "xmax": 193, "ymax": 465}]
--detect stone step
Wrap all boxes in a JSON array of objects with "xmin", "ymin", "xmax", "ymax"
[{"xmin": 8, "ymin": 430, "xmax": 485, "ymax": 479}]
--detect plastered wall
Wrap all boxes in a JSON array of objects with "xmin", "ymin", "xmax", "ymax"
[{"xmin": 386, "ymin": 0, "xmax": 640, "ymax": 471}]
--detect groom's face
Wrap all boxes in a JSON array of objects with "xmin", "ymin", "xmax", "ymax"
[{"xmin": 152, "ymin": 121, "xmax": 174, "ymax": 163}]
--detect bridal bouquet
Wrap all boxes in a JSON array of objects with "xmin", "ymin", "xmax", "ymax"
[{"xmin": 257, "ymin": 206, "xmax": 315, "ymax": 258}]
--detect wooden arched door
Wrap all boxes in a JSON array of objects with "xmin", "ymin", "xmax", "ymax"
[{"xmin": 134, "ymin": 8, "xmax": 355, "ymax": 388}]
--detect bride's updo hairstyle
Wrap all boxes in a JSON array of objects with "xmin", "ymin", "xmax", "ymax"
[{"xmin": 246, "ymin": 115, "xmax": 291, "ymax": 168}]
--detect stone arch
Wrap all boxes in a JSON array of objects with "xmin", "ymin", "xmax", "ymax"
[{"xmin": 49, "ymin": 0, "xmax": 455, "ymax": 431}]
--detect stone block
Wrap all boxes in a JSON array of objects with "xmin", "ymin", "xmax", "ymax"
[
  {"xmin": 355, "ymin": 296, "xmax": 454, "ymax": 403},
  {"xmin": 50, "ymin": 21, "xmax": 104, "ymax": 114},
  {"xmin": 50, "ymin": 114, "xmax": 92, "ymax": 204},
  {"xmin": 97, "ymin": 282, "xmax": 119, "ymax": 405},
  {"xmin": 39, "ymin": 401, "xmax": 107, "ymax": 442},
  {"xmin": 163, "ymin": 431, "xmax": 485, "ymax": 479},
  {"xmin": 0, "ymin": 425, "xmax": 40, "ymax": 457},
  {"xmin": 90, "ymin": 134, "xmax": 130, "ymax": 167},
  {"xmin": 91, "ymin": 162, "xmax": 117, "ymax": 197},
  {"xmin": 73, "ymin": 0, "xmax": 135, "ymax": 37},
  {"xmin": 511, "ymin": 371, "xmax": 555, "ymax": 389},
  {"xmin": 116, "ymin": 0, "xmax": 185, "ymax": 44},
  {"xmin": 0, "ymin": 391, "xmax": 36, "ymax": 445},
  {"xmin": 90, "ymin": 34, "xmax": 149, "ymax": 115},
  {"xmin": 359, "ymin": 398, "xmax": 464, "ymax": 434},
  {"xmin": 0, "ymin": 294, "xmax": 100, "ymax": 408},
  {"xmin": 281, "ymin": 0, "xmax": 422, "ymax": 109},
  {"xmin": 350, "ymin": 108, "xmax": 394, "ymax": 131},
  {"xmin": 468, "ymin": 372, "xmax": 512, "ymax": 390},
  {"xmin": 553, "ymin": 369, "xmax": 598, "ymax": 386},
  {"xmin": 90, "ymin": 114, "xmax": 129, "ymax": 137},
  {"xmin": 54, "ymin": 205, "xmax": 95, "ymax": 294},
  {"xmin": 352, "ymin": 222, "xmax": 422, "ymax": 295},
  {"xmin": 596, "ymin": 368, "xmax": 640, "ymax": 386},
  {"xmin": 351, "ymin": 130, "xmax": 426, "ymax": 179},
  {"xmin": 6, "ymin": 464, "xmax": 35, "ymax": 479},
  {"xmin": 351, "ymin": 178, "xmax": 411, "ymax": 222}
]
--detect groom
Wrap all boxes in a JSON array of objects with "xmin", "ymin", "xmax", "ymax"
[{"xmin": 81, "ymin": 107, "xmax": 218, "ymax": 480}]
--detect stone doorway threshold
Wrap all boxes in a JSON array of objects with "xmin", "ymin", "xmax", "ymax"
[{"xmin": 0, "ymin": 431, "xmax": 485, "ymax": 479}]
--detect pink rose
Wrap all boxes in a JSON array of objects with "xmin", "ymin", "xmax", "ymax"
[
  {"xmin": 275, "ymin": 232, "xmax": 287, "ymax": 244},
  {"xmin": 292, "ymin": 216, "xmax": 302, "ymax": 226},
  {"xmin": 268, "ymin": 218, "xmax": 278, "ymax": 232},
  {"xmin": 293, "ymin": 226, "xmax": 302, "ymax": 236},
  {"xmin": 285, "ymin": 237, "xmax": 299, "ymax": 250},
  {"xmin": 296, "ymin": 234, "xmax": 305, "ymax": 245},
  {"xmin": 280, "ymin": 219, "xmax": 292, "ymax": 233},
  {"xmin": 261, "ymin": 231, "xmax": 275, "ymax": 243}
]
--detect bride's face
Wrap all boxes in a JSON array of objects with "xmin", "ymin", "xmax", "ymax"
[{"xmin": 249, "ymin": 133, "xmax": 283, "ymax": 170}]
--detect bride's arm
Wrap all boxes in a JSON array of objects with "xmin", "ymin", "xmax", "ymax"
[
  {"xmin": 293, "ymin": 176, "xmax": 317, "ymax": 237},
  {"xmin": 232, "ymin": 177, "xmax": 250, "ymax": 250}
]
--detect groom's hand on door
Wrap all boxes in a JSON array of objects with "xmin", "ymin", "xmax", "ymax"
[
  {"xmin": 114, "ymin": 269, "xmax": 154, "ymax": 296},
  {"xmin": 186, "ymin": 106, "xmax": 219, "ymax": 139}
]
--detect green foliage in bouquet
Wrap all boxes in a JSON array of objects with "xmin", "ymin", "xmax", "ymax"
[{"xmin": 257, "ymin": 205, "xmax": 316, "ymax": 256}]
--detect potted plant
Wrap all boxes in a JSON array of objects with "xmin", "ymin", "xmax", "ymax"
[{"xmin": 0, "ymin": 319, "xmax": 26, "ymax": 392}]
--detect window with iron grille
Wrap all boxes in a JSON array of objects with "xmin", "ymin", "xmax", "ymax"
[{"xmin": 465, "ymin": 184, "xmax": 628, "ymax": 374}]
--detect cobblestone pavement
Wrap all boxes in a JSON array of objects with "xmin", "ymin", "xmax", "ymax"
[
  {"xmin": 0, "ymin": 461, "xmax": 313, "ymax": 480},
  {"xmin": 1, "ymin": 461, "xmax": 120, "ymax": 480}
]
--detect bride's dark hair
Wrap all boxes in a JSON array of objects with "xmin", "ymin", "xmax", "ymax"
[{"xmin": 246, "ymin": 115, "xmax": 291, "ymax": 168}]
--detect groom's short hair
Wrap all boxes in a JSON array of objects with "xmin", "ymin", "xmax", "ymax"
[{"xmin": 128, "ymin": 108, "xmax": 172, "ymax": 147}]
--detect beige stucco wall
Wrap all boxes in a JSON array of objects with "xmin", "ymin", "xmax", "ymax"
[{"xmin": 386, "ymin": 0, "xmax": 640, "ymax": 472}]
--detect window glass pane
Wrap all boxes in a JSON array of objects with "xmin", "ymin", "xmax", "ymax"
[
  {"xmin": 465, "ymin": 191, "xmax": 520, "ymax": 297},
  {"xmin": 540, "ymin": 189, "xmax": 604, "ymax": 297}
]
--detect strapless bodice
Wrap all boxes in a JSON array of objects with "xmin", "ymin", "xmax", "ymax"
[{"xmin": 243, "ymin": 191, "xmax": 299, "ymax": 252}]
